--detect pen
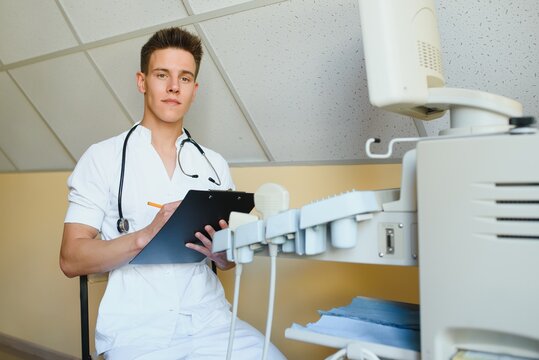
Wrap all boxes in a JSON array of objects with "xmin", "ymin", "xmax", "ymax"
[{"xmin": 147, "ymin": 201, "xmax": 163, "ymax": 209}]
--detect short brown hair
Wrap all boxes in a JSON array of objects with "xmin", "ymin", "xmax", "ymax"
[{"xmin": 140, "ymin": 27, "xmax": 203, "ymax": 78}]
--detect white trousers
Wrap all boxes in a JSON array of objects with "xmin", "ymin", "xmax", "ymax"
[{"xmin": 104, "ymin": 318, "xmax": 286, "ymax": 360}]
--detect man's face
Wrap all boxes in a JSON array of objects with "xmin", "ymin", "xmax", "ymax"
[{"xmin": 137, "ymin": 48, "xmax": 199, "ymax": 125}]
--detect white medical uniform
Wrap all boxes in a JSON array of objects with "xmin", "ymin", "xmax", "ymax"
[{"xmin": 65, "ymin": 125, "xmax": 286, "ymax": 360}]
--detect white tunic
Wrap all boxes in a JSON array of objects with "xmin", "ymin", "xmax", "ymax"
[{"xmin": 65, "ymin": 125, "xmax": 235, "ymax": 354}]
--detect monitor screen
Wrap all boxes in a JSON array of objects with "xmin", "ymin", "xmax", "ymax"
[{"xmin": 359, "ymin": 0, "xmax": 446, "ymax": 120}]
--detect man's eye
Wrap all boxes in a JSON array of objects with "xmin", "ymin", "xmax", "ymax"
[
  {"xmin": 181, "ymin": 77, "xmax": 192, "ymax": 83},
  {"xmin": 156, "ymin": 73, "xmax": 167, "ymax": 79}
]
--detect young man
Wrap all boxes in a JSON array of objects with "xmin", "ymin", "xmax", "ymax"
[{"xmin": 60, "ymin": 27, "xmax": 285, "ymax": 360}]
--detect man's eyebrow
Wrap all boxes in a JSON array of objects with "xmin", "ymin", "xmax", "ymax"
[
  {"xmin": 151, "ymin": 68, "xmax": 195, "ymax": 77},
  {"xmin": 179, "ymin": 70, "xmax": 195, "ymax": 77}
]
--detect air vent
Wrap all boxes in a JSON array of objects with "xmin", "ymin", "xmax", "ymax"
[
  {"xmin": 496, "ymin": 200, "xmax": 539, "ymax": 204},
  {"xmin": 498, "ymin": 235, "xmax": 539, "ymax": 240},
  {"xmin": 475, "ymin": 182, "xmax": 539, "ymax": 240},
  {"xmin": 496, "ymin": 182, "xmax": 539, "ymax": 187},
  {"xmin": 417, "ymin": 40, "xmax": 443, "ymax": 74}
]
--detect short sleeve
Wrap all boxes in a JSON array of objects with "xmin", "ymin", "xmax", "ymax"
[{"xmin": 64, "ymin": 143, "xmax": 113, "ymax": 230}]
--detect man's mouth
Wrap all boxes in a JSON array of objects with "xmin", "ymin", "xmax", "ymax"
[{"xmin": 162, "ymin": 99, "xmax": 181, "ymax": 105}]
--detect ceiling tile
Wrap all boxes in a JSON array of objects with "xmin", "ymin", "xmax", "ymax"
[
  {"xmin": 59, "ymin": 0, "xmax": 189, "ymax": 43},
  {"xmin": 184, "ymin": 45, "xmax": 268, "ymax": 163},
  {"xmin": 0, "ymin": 72, "xmax": 75, "ymax": 171},
  {"xmin": 0, "ymin": 0, "xmax": 536, "ymax": 172},
  {"xmin": 89, "ymin": 30, "xmax": 267, "ymax": 163},
  {"xmin": 195, "ymin": 0, "xmax": 418, "ymax": 162},
  {"xmin": 10, "ymin": 53, "xmax": 133, "ymax": 160},
  {"xmin": 187, "ymin": 0, "xmax": 253, "ymax": 13},
  {"xmin": 0, "ymin": 149, "xmax": 16, "ymax": 172},
  {"xmin": 435, "ymin": 0, "xmax": 539, "ymax": 120},
  {"xmin": 89, "ymin": 36, "xmax": 147, "ymax": 122},
  {"xmin": 0, "ymin": 0, "xmax": 78, "ymax": 64}
]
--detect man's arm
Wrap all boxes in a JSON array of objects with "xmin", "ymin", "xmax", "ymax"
[{"xmin": 59, "ymin": 201, "xmax": 181, "ymax": 278}]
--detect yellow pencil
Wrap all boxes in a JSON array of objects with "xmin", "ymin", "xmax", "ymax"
[{"xmin": 147, "ymin": 201, "xmax": 163, "ymax": 209}]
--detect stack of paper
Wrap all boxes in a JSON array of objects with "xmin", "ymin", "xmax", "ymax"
[{"xmin": 291, "ymin": 296, "xmax": 420, "ymax": 351}]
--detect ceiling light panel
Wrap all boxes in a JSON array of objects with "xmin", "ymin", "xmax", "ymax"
[
  {"xmin": 0, "ymin": 72, "xmax": 75, "ymax": 171},
  {"xmin": 10, "ymin": 53, "xmax": 133, "ymax": 160},
  {"xmin": 59, "ymin": 0, "xmax": 189, "ymax": 43},
  {"xmin": 0, "ymin": 0, "xmax": 78, "ymax": 64}
]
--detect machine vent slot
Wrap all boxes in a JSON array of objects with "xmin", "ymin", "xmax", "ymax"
[
  {"xmin": 496, "ymin": 200, "xmax": 539, "ymax": 204},
  {"xmin": 495, "ymin": 182, "xmax": 539, "ymax": 187},
  {"xmin": 497, "ymin": 217, "xmax": 539, "ymax": 222},
  {"xmin": 477, "ymin": 182, "xmax": 539, "ymax": 240},
  {"xmin": 497, "ymin": 235, "xmax": 539, "ymax": 240}
]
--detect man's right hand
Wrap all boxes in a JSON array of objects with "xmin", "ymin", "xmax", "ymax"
[{"xmin": 138, "ymin": 200, "xmax": 181, "ymax": 249}]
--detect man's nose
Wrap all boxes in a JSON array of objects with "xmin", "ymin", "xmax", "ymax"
[{"xmin": 168, "ymin": 81, "xmax": 180, "ymax": 93}]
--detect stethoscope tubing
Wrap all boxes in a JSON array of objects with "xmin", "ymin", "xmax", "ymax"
[{"xmin": 116, "ymin": 124, "xmax": 221, "ymax": 234}]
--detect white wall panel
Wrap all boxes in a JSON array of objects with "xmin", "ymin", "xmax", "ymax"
[
  {"xmin": 59, "ymin": 0, "xmax": 188, "ymax": 43},
  {"xmin": 0, "ymin": 72, "xmax": 74, "ymax": 171},
  {"xmin": 10, "ymin": 53, "xmax": 133, "ymax": 160},
  {"xmin": 0, "ymin": 0, "xmax": 78, "ymax": 64}
]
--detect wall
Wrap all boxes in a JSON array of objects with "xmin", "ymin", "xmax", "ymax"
[
  {"xmin": 0, "ymin": 164, "xmax": 418, "ymax": 359},
  {"xmin": 0, "ymin": 172, "xmax": 79, "ymax": 355}
]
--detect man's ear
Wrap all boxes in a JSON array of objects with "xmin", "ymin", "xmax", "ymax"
[{"xmin": 136, "ymin": 72, "xmax": 146, "ymax": 94}]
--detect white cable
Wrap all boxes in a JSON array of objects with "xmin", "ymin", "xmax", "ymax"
[
  {"xmin": 325, "ymin": 348, "xmax": 347, "ymax": 360},
  {"xmin": 226, "ymin": 260, "xmax": 242, "ymax": 360},
  {"xmin": 359, "ymin": 348, "xmax": 380, "ymax": 360},
  {"xmin": 261, "ymin": 243, "xmax": 278, "ymax": 360}
]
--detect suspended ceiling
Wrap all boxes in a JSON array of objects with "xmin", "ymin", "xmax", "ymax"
[{"xmin": 0, "ymin": 0, "xmax": 538, "ymax": 172}]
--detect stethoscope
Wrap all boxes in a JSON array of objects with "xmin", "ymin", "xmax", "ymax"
[{"xmin": 117, "ymin": 124, "xmax": 222, "ymax": 234}]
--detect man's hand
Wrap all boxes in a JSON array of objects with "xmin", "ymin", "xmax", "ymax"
[
  {"xmin": 60, "ymin": 200, "xmax": 183, "ymax": 278},
  {"xmin": 140, "ymin": 200, "xmax": 181, "ymax": 249},
  {"xmin": 186, "ymin": 219, "xmax": 236, "ymax": 271}
]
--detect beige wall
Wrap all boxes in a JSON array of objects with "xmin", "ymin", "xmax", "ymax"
[
  {"xmin": 0, "ymin": 172, "xmax": 79, "ymax": 355},
  {"xmin": 0, "ymin": 164, "xmax": 418, "ymax": 359}
]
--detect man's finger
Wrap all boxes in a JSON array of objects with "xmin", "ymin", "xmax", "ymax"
[{"xmin": 195, "ymin": 232, "xmax": 212, "ymax": 248}]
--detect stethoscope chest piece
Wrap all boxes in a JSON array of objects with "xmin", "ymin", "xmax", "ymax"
[{"xmin": 117, "ymin": 218, "xmax": 129, "ymax": 234}]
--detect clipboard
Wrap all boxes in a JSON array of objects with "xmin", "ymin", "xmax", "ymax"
[{"xmin": 130, "ymin": 190, "xmax": 254, "ymax": 265}]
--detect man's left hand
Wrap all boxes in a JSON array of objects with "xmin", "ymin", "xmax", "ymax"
[{"xmin": 186, "ymin": 219, "xmax": 235, "ymax": 271}]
